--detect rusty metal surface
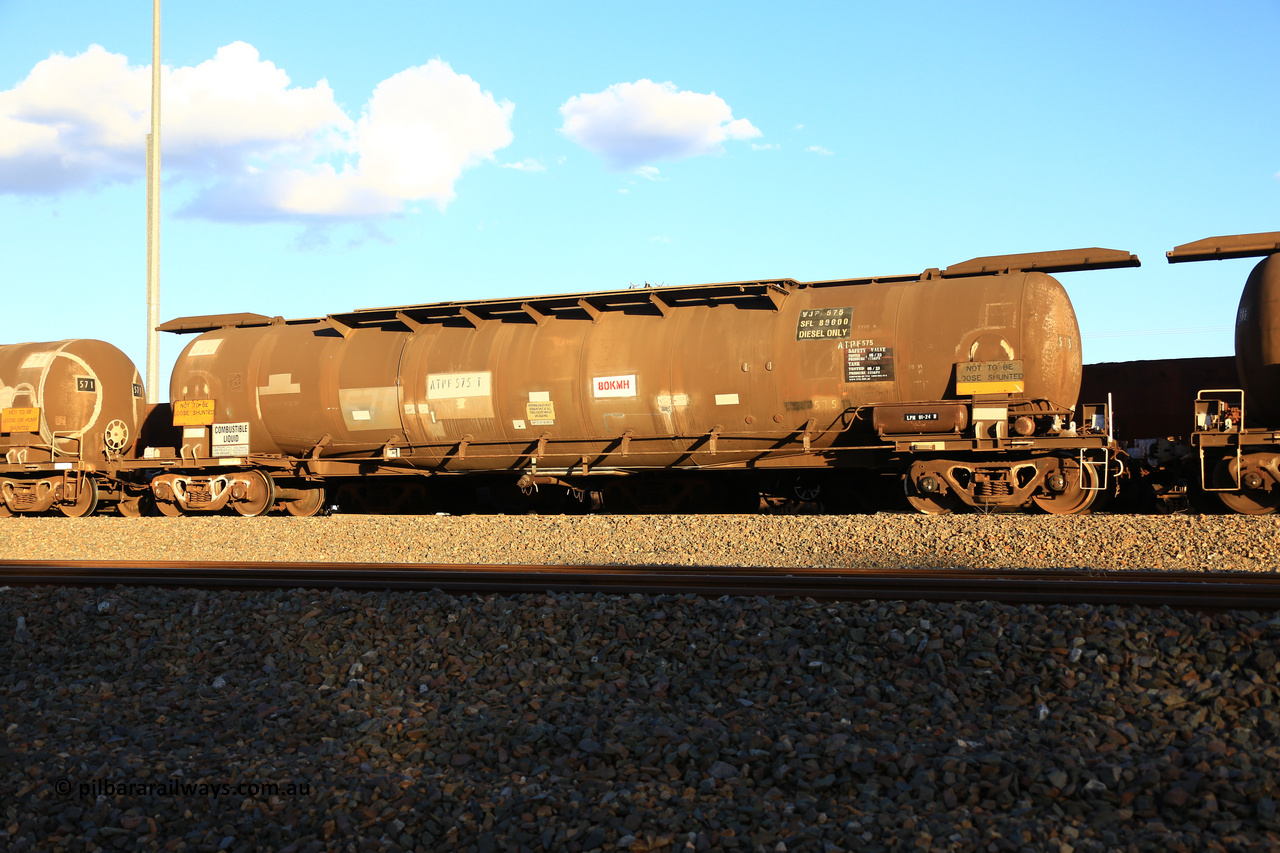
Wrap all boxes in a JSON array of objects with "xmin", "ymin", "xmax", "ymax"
[
  {"xmin": 4, "ymin": 559, "xmax": 1280, "ymax": 609},
  {"xmin": 1233, "ymin": 254, "xmax": 1280, "ymax": 427},
  {"xmin": 1167, "ymin": 231, "xmax": 1280, "ymax": 263},
  {"xmin": 163, "ymin": 269, "xmax": 1087, "ymax": 473},
  {"xmin": 175, "ymin": 321, "xmax": 410, "ymax": 460},
  {"xmin": 873, "ymin": 403, "xmax": 969, "ymax": 435}
]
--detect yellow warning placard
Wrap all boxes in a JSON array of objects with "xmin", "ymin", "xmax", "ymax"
[
  {"xmin": 526, "ymin": 400, "xmax": 555, "ymax": 425},
  {"xmin": 1, "ymin": 407, "xmax": 40, "ymax": 433},
  {"xmin": 172, "ymin": 399, "xmax": 216, "ymax": 426},
  {"xmin": 956, "ymin": 360, "xmax": 1025, "ymax": 395}
]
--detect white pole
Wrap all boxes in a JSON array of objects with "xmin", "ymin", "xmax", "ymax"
[{"xmin": 145, "ymin": 0, "xmax": 161, "ymax": 404}]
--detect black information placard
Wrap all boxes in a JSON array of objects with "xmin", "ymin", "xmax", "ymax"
[
  {"xmin": 796, "ymin": 307, "xmax": 853, "ymax": 341},
  {"xmin": 845, "ymin": 345, "xmax": 895, "ymax": 382}
]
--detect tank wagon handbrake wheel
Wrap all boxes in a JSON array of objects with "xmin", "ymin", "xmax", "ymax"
[{"xmin": 103, "ymin": 419, "xmax": 130, "ymax": 453}]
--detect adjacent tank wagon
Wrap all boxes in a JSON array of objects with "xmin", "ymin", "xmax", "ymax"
[
  {"xmin": 1172, "ymin": 231, "xmax": 1280, "ymax": 514},
  {"xmin": 0, "ymin": 339, "xmax": 146, "ymax": 516}
]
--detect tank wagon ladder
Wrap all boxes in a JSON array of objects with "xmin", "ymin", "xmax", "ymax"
[
  {"xmin": 1077, "ymin": 393, "xmax": 1113, "ymax": 493},
  {"xmin": 1193, "ymin": 389, "xmax": 1245, "ymax": 492}
]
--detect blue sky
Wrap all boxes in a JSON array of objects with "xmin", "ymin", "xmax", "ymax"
[{"xmin": 2, "ymin": 1, "xmax": 1277, "ymax": 395}]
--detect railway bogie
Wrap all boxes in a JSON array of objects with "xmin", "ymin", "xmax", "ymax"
[{"xmin": 904, "ymin": 451, "xmax": 1108, "ymax": 515}]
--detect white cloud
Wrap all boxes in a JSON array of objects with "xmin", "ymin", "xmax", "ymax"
[
  {"xmin": 165, "ymin": 43, "xmax": 352, "ymax": 166},
  {"xmin": 634, "ymin": 166, "xmax": 661, "ymax": 181},
  {"xmin": 559, "ymin": 79, "xmax": 760, "ymax": 170},
  {"xmin": 501, "ymin": 158, "xmax": 546, "ymax": 172},
  {"xmin": 806, "ymin": 145, "xmax": 833, "ymax": 156},
  {"xmin": 1, "ymin": 44, "xmax": 157, "ymax": 192},
  {"xmin": 0, "ymin": 43, "xmax": 514, "ymax": 221},
  {"xmin": 751, "ymin": 143, "xmax": 779, "ymax": 151}
]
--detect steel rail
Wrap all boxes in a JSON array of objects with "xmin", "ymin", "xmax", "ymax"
[{"xmin": 2, "ymin": 560, "xmax": 1279, "ymax": 609}]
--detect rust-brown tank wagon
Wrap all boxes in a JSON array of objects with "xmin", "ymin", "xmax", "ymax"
[
  {"xmin": 1171, "ymin": 231, "xmax": 1280, "ymax": 514},
  {"xmin": 0, "ymin": 339, "xmax": 146, "ymax": 516},
  {"xmin": 148, "ymin": 246, "xmax": 1136, "ymax": 517},
  {"xmin": 169, "ymin": 272, "xmax": 1081, "ymax": 464}
]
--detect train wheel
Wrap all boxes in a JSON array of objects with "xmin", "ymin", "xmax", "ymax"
[
  {"xmin": 399, "ymin": 482, "xmax": 428, "ymax": 514},
  {"xmin": 0, "ymin": 501, "xmax": 12, "ymax": 518},
  {"xmin": 1033, "ymin": 459, "xmax": 1097, "ymax": 516},
  {"xmin": 117, "ymin": 496, "xmax": 144, "ymax": 518},
  {"xmin": 155, "ymin": 497, "xmax": 184, "ymax": 517},
  {"xmin": 232, "ymin": 471, "xmax": 275, "ymax": 517},
  {"xmin": 284, "ymin": 486, "xmax": 326, "ymax": 517},
  {"xmin": 904, "ymin": 476, "xmax": 961, "ymax": 515},
  {"xmin": 58, "ymin": 478, "xmax": 100, "ymax": 518},
  {"xmin": 791, "ymin": 477, "xmax": 821, "ymax": 503},
  {"xmin": 1213, "ymin": 458, "xmax": 1280, "ymax": 515}
]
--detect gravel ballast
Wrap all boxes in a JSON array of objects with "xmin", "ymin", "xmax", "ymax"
[
  {"xmin": 2, "ymin": 586, "xmax": 1279, "ymax": 851},
  {"xmin": 3, "ymin": 513, "xmax": 1280, "ymax": 851},
  {"xmin": 0, "ymin": 513, "xmax": 1279, "ymax": 571}
]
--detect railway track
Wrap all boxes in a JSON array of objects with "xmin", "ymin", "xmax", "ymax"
[{"xmin": 2, "ymin": 560, "xmax": 1279, "ymax": 609}]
